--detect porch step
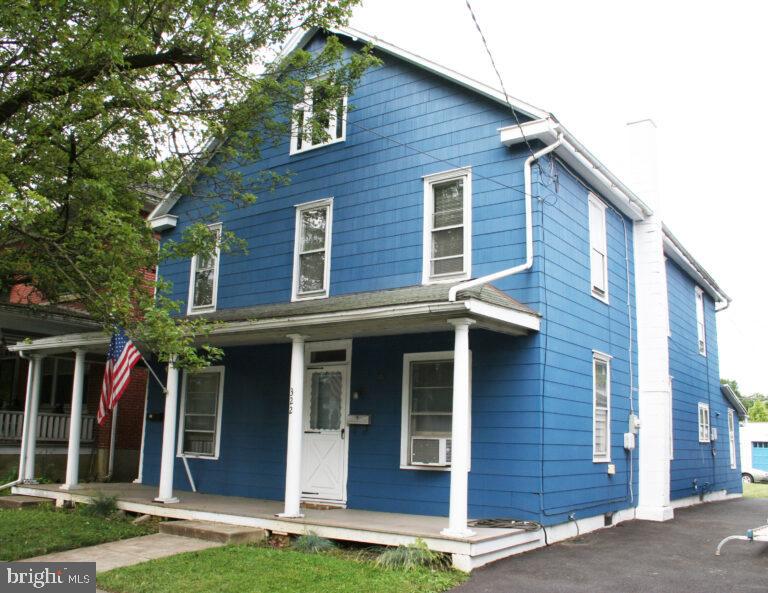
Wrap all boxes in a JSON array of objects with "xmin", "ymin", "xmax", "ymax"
[
  {"xmin": 0, "ymin": 495, "xmax": 54, "ymax": 509},
  {"xmin": 159, "ymin": 520, "xmax": 268, "ymax": 544}
]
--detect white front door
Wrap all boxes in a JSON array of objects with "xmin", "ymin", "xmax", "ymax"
[{"xmin": 301, "ymin": 366, "xmax": 348, "ymax": 503}]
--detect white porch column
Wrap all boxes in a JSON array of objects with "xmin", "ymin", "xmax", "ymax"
[
  {"xmin": 279, "ymin": 334, "xmax": 307, "ymax": 518},
  {"xmin": 23, "ymin": 355, "xmax": 44, "ymax": 482},
  {"xmin": 443, "ymin": 318, "xmax": 475, "ymax": 537},
  {"xmin": 155, "ymin": 359, "xmax": 180, "ymax": 503},
  {"xmin": 17, "ymin": 356, "xmax": 38, "ymax": 480},
  {"xmin": 61, "ymin": 349, "xmax": 87, "ymax": 490}
]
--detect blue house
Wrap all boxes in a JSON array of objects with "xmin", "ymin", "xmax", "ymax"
[{"xmin": 10, "ymin": 27, "xmax": 746, "ymax": 571}]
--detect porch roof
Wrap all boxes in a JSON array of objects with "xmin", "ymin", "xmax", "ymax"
[{"xmin": 8, "ymin": 283, "xmax": 540, "ymax": 354}]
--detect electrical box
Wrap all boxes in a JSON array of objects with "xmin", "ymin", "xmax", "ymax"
[
  {"xmin": 624, "ymin": 432, "xmax": 636, "ymax": 450},
  {"xmin": 710, "ymin": 427, "xmax": 718, "ymax": 441},
  {"xmin": 347, "ymin": 414, "xmax": 371, "ymax": 426},
  {"xmin": 607, "ymin": 464, "xmax": 616, "ymax": 475},
  {"xmin": 628, "ymin": 414, "xmax": 640, "ymax": 434}
]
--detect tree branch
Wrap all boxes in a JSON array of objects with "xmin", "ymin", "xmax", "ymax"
[{"xmin": 0, "ymin": 47, "xmax": 204, "ymax": 125}]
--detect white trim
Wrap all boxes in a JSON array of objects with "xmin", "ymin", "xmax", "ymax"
[
  {"xmin": 400, "ymin": 350, "xmax": 470, "ymax": 471},
  {"xmin": 695, "ymin": 286, "xmax": 706, "ymax": 356},
  {"xmin": 10, "ymin": 300, "xmax": 540, "ymax": 354},
  {"xmin": 698, "ymin": 402, "xmax": 711, "ymax": 443},
  {"xmin": 149, "ymin": 214, "xmax": 178, "ymax": 231},
  {"xmin": 186, "ymin": 222, "xmax": 222, "ymax": 315},
  {"xmin": 422, "ymin": 168, "xmax": 472, "ymax": 284},
  {"xmin": 670, "ymin": 489, "xmax": 740, "ymax": 509},
  {"xmin": 176, "ymin": 366, "xmax": 225, "ymax": 460},
  {"xmin": 464, "ymin": 300, "xmax": 540, "ymax": 332},
  {"xmin": 292, "ymin": 198, "xmax": 333, "ymax": 301},
  {"xmin": 588, "ymin": 193, "xmax": 609, "ymax": 304},
  {"xmin": 289, "ymin": 84, "xmax": 347, "ymax": 155},
  {"xmin": 305, "ymin": 338, "xmax": 352, "ymax": 365},
  {"xmin": 592, "ymin": 351, "xmax": 611, "ymax": 463}
]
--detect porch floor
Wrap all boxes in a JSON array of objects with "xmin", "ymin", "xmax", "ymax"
[{"xmin": 13, "ymin": 482, "xmax": 542, "ymax": 570}]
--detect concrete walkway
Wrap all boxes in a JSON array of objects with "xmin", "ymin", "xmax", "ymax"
[{"xmin": 24, "ymin": 532, "xmax": 222, "ymax": 572}]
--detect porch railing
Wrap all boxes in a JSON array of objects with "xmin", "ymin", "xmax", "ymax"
[{"xmin": 0, "ymin": 411, "xmax": 95, "ymax": 443}]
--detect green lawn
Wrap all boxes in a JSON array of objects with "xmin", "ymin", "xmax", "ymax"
[
  {"xmin": 0, "ymin": 507, "xmax": 156, "ymax": 561},
  {"xmin": 743, "ymin": 482, "xmax": 768, "ymax": 499},
  {"xmin": 97, "ymin": 545, "xmax": 467, "ymax": 593}
]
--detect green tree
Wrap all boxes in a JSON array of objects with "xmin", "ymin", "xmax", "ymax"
[
  {"xmin": 0, "ymin": 1, "xmax": 378, "ymax": 367},
  {"xmin": 748, "ymin": 398, "xmax": 768, "ymax": 422}
]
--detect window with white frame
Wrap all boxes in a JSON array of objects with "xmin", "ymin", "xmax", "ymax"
[
  {"xmin": 292, "ymin": 199, "xmax": 332, "ymax": 300},
  {"xmin": 588, "ymin": 194, "xmax": 608, "ymax": 301},
  {"xmin": 178, "ymin": 367, "xmax": 224, "ymax": 459},
  {"xmin": 188, "ymin": 223, "xmax": 221, "ymax": 314},
  {"xmin": 593, "ymin": 352, "xmax": 611, "ymax": 462},
  {"xmin": 698, "ymin": 402, "xmax": 711, "ymax": 443},
  {"xmin": 695, "ymin": 286, "xmax": 706, "ymax": 356},
  {"xmin": 728, "ymin": 408, "xmax": 736, "ymax": 469},
  {"xmin": 290, "ymin": 81, "xmax": 346, "ymax": 154},
  {"xmin": 401, "ymin": 352, "xmax": 458, "ymax": 469},
  {"xmin": 423, "ymin": 169, "xmax": 472, "ymax": 283}
]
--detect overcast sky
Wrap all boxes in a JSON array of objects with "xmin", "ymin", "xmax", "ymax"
[{"xmin": 350, "ymin": 0, "xmax": 767, "ymax": 396}]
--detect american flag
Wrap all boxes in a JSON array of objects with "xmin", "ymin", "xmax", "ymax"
[{"xmin": 97, "ymin": 328, "xmax": 141, "ymax": 426}]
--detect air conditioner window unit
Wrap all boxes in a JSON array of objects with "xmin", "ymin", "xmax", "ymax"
[{"xmin": 411, "ymin": 436, "xmax": 451, "ymax": 466}]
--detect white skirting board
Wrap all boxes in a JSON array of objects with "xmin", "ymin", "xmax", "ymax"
[{"xmin": 671, "ymin": 489, "xmax": 741, "ymax": 510}]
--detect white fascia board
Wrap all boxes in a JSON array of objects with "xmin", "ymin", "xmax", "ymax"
[
  {"xmin": 499, "ymin": 119, "xmax": 559, "ymax": 147},
  {"xmin": 662, "ymin": 231, "xmax": 730, "ymax": 305},
  {"xmin": 500, "ymin": 119, "xmax": 650, "ymax": 222},
  {"xmin": 8, "ymin": 331, "xmax": 108, "ymax": 353},
  {"xmin": 149, "ymin": 214, "xmax": 178, "ymax": 231},
  {"xmin": 280, "ymin": 26, "xmax": 548, "ymax": 121},
  {"xmin": 208, "ymin": 300, "xmax": 540, "ymax": 339},
  {"xmin": 465, "ymin": 299, "xmax": 540, "ymax": 332},
  {"xmin": 721, "ymin": 384, "xmax": 748, "ymax": 419}
]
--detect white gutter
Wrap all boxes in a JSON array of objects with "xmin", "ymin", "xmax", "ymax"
[{"xmin": 448, "ymin": 133, "xmax": 564, "ymax": 301}]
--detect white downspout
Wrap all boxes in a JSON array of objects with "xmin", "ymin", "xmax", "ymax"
[{"xmin": 448, "ymin": 133, "xmax": 564, "ymax": 301}]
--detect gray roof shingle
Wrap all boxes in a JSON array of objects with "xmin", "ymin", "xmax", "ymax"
[{"xmin": 198, "ymin": 283, "xmax": 538, "ymax": 323}]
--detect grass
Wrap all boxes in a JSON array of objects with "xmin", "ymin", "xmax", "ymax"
[
  {"xmin": 97, "ymin": 545, "xmax": 467, "ymax": 593},
  {"xmin": 0, "ymin": 506, "xmax": 157, "ymax": 561},
  {"xmin": 743, "ymin": 482, "xmax": 768, "ymax": 499}
]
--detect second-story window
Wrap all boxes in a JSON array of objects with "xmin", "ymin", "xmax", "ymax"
[
  {"xmin": 290, "ymin": 81, "xmax": 347, "ymax": 154},
  {"xmin": 188, "ymin": 223, "xmax": 221, "ymax": 314},
  {"xmin": 588, "ymin": 193, "xmax": 608, "ymax": 302},
  {"xmin": 293, "ymin": 199, "xmax": 333, "ymax": 300},
  {"xmin": 695, "ymin": 286, "xmax": 706, "ymax": 356},
  {"xmin": 423, "ymin": 168, "xmax": 472, "ymax": 283}
]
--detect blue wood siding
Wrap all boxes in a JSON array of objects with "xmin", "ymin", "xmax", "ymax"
[
  {"xmin": 158, "ymin": 33, "xmax": 537, "ymax": 310},
  {"xmin": 141, "ymin": 331, "xmax": 543, "ymax": 519},
  {"xmin": 530, "ymin": 160, "xmax": 639, "ymax": 524},
  {"xmin": 667, "ymin": 259, "xmax": 742, "ymax": 499}
]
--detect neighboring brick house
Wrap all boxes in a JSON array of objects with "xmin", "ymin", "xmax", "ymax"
[{"xmin": 0, "ymin": 196, "xmax": 159, "ymax": 484}]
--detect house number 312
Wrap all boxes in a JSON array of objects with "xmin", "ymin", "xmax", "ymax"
[{"xmin": 288, "ymin": 388, "xmax": 294, "ymax": 415}]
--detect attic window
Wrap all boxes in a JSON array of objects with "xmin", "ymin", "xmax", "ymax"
[{"xmin": 290, "ymin": 81, "xmax": 347, "ymax": 154}]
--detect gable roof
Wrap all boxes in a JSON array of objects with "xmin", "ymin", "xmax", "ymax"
[
  {"xmin": 721, "ymin": 383, "xmax": 748, "ymax": 419},
  {"xmin": 148, "ymin": 26, "xmax": 728, "ymax": 307},
  {"xmin": 278, "ymin": 26, "xmax": 549, "ymax": 121}
]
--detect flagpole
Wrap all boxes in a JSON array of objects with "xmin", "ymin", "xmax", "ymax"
[{"xmin": 138, "ymin": 353, "xmax": 168, "ymax": 395}]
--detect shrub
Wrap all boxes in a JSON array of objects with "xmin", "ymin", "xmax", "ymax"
[
  {"xmin": 79, "ymin": 493, "xmax": 119, "ymax": 518},
  {"xmin": 292, "ymin": 532, "xmax": 336, "ymax": 554},
  {"xmin": 375, "ymin": 538, "xmax": 450, "ymax": 570},
  {"xmin": 0, "ymin": 469, "xmax": 17, "ymax": 495}
]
